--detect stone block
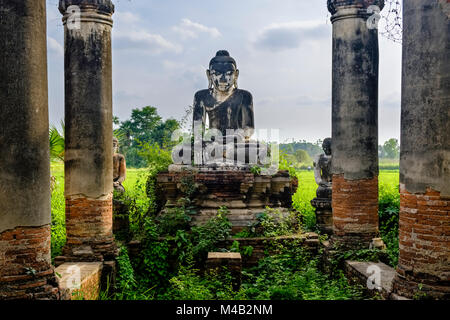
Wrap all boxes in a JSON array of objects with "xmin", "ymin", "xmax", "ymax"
[
  {"xmin": 345, "ymin": 261, "xmax": 400, "ymax": 299},
  {"xmin": 56, "ymin": 262, "xmax": 103, "ymax": 300},
  {"xmin": 206, "ymin": 252, "xmax": 242, "ymax": 290}
]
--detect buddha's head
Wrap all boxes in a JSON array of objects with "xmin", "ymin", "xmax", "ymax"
[
  {"xmin": 207, "ymin": 50, "xmax": 239, "ymax": 93},
  {"xmin": 323, "ymin": 138, "xmax": 332, "ymax": 156},
  {"xmin": 113, "ymin": 137, "xmax": 119, "ymax": 154}
]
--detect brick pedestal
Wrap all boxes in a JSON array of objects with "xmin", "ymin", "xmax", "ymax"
[
  {"xmin": 156, "ymin": 169, "xmax": 297, "ymax": 233},
  {"xmin": 57, "ymin": 195, "xmax": 116, "ymax": 264},
  {"xmin": 392, "ymin": 187, "xmax": 450, "ymax": 299},
  {"xmin": 0, "ymin": 226, "xmax": 60, "ymax": 300},
  {"xmin": 311, "ymin": 198, "xmax": 333, "ymax": 235},
  {"xmin": 332, "ymin": 175, "xmax": 379, "ymax": 249}
]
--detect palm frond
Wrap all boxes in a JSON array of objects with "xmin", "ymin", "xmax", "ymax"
[{"xmin": 49, "ymin": 124, "xmax": 65, "ymax": 161}]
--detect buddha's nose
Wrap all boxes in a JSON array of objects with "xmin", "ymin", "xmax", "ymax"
[{"xmin": 220, "ymin": 74, "xmax": 227, "ymax": 82}]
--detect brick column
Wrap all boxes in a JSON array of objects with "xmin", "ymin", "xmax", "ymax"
[
  {"xmin": 327, "ymin": 0, "xmax": 384, "ymax": 249},
  {"xmin": 392, "ymin": 0, "xmax": 450, "ymax": 299},
  {"xmin": 0, "ymin": 0, "xmax": 59, "ymax": 299},
  {"xmin": 57, "ymin": 0, "xmax": 116, "ymax": 263}
]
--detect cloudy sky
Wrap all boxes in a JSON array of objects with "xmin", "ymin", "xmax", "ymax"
[{"xmin": 46, "ymin": 0, "xmax": 402, "ymax": 144}]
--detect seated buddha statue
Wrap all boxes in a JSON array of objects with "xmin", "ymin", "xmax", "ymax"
[
  {"xmin": 192, "ymin": 50, "xmax": 260, "ymax": 166},
  {"xmin": 193, "ymin": 50, "xmax": 254, "ymax": 141}
]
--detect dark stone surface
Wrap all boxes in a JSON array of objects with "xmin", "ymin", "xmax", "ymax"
[
  {"xmin": 400, "ymin": 0, "xmax": 450, "ymax": 196},
  {"xmin": 0, "ymin": 0, "xmax": 51, "ymax": 232},
  {"xmin": 193, "ymin": 89, "xmax": 254, "ymax": 137},
  {"xmin": 327, "ymin": 0, "xmax": 385, "ymax": 15},
  {"xmin": 63, "ymin": 5, "xmax": 114, "ymax": 198},
  {"xmin": 330, "ymin": 1, "xmax": 381, "ymax": 180},
  {"xmin": 59, "ymin": 0, "xmax": 114, "ymax": 15},
  {"xmin": 193, "ymin": 51, "xmax": 255, "ymax": 138}
]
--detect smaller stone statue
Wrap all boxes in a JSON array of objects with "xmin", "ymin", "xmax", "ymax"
[
  {"xmin": 112, "ymin": 137, "xmax": 130, "ymax": 240},
  {"xmin": 311, "ymin": 138, "xmax": 333, "ymax": 235},
  {"xmin": 313, "ymin": 138, "xmax": 332, "ymax": 199},
  {"xmin": 113, "ymin": 137, "xmax": 126, "ymax": 193}
]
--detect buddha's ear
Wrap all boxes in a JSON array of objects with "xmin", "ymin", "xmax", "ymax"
[
  {"xmin": 206, "ymin": 69, "xmax": 213, "ymax": 89},
  {"xmin": 234, "ymin": 69, "xmax": 240, "ymax": 89}
]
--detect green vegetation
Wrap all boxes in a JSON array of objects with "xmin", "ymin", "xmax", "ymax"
[
  {"xmin": 50, "ymin": 161, "xmax": 400, "ymax": 299},
  {"xmin": 115, "ymin": 106, "xmax": 180, "ymax": 168},
  {"xmin": 379, "ymin": 138, "xmax": 400, "ymax": 159},
  {"xmin": 49, "ymin": 106, "xmax": 400, "ymax": 299}
]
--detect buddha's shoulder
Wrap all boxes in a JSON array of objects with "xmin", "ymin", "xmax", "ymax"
[
  {"xmin": 235, "ymin": 89, "xmax": 253, "ymax": 103},
  {"xmin": 194, "ymin": 89, "xmax": 211, "ymax": 100}
]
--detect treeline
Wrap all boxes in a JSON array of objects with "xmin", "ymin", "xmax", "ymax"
[{"xmin": 280, "ymin": 138, "xmax": 400, "ymax": 169}]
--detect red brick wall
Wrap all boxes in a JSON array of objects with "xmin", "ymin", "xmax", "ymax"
[
  {"xmin": 63, "ymin": 195, "xmax": 115, "ymax": 261},
  {"xmin": 332, "ymin": 174, "xmax": 379, "ymax": 248},
  {"xmin": 66, "ymin": 195, "xmax": 113, "ymax": 241},
  {"xmin": 0, "ymin": 225, "xmax": 59, "ymax": 299},
  {"xmin": 393, "ymin": 186, "xmax": 450, "ymax": 299}
]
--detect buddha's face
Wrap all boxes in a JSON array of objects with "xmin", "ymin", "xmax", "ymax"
[
  {"xmin": 323, "ymin": 139, "xmax": 332, "ymax": 156},
  {"xmin": 207, "ymin": 62, "xmax": 239, "ymax": 93},
  {"xmin": 113, "ymin": 139, "xmax": 119, "ymax": 153}
]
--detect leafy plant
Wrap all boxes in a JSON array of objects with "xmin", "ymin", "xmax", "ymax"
[
  {"xmin": 250, "ymin": 165, "xmax": 262, "ymax": 175},
  {"xmin": 190, "ymin": 207, "xmax": 232, "ymax": 262},
  {"xmin": 49, "ymin": 122, "xmax": 65, "ymax": 161}
]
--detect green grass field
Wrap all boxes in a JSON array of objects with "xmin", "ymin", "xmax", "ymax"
[
  {"xmin": 293, "ymin": 169, "xmax": 399, "ymax": 230},
  {"xmin": 50, "ymin": 162, "xmax": 400, "ymax": 259}
]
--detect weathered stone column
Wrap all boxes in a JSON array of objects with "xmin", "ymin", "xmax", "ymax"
[
  {"xmin": 0, "ymin": 0, "xmax": 59, "ymax": 299},
  {"xmin": 327, "ymin": 0, "xmax": 384, "ymax": 249},
  {"xmin": 57, "ymin": 0, "xmax": 116, "ymax": 263},
  {"xmin": 392, "ymin": 0, "xmax": 450, "ymax": 300}
]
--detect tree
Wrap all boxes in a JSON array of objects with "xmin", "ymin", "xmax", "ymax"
[
  {"xmin": 117, "ymin": 106, "xmax": 180, "ymax": 168},
  {"xmin": 294, "ymin": 149, "xmax": 311, "ymax": 164},
  {"xmin": 383, "ymin": 138, "xmax": 400, "ymax": 159}
]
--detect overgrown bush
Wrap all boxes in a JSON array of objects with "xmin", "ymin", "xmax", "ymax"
[
  {"xmin": 190, "ymin": 206, "xmax": 232, "ymax": 261},
  {"xmin": 234, "ymin": 207, "xmax": 298, "ymax": 238},
  {"xmin": 378, "ymin": 179, "xmax": 400, "ymax": 266}
]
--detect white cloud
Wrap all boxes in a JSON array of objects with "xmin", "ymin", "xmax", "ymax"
[
  {"xmin": 114, "ymin": 30, "xmax": 182, "ymax": 54},
  {"xmin": 254, "ymin": 20, "xmax": 329, "ymax": 51},
  {"xmin": 47, "ymin": 37, "xmax": 64, "ymax": 56},
  {"xmin": 113, "ymin": 11, "xmax": 181, "ymax": 54},
  {"xmin": 172, "ymin": 18, "xmax": 221, "ymax": 40},
  {"xmin": 114, "ymin": 11, "xmax": 141, "ymax": 25}
]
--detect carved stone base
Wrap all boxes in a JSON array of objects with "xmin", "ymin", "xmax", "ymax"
[
  {"xmin": 156, "ymin": 168, "xmax": 298, "ymax": 233},
  {"xmin": 310, "ymin": 197, "xmax": 333, "ymax": 235}
]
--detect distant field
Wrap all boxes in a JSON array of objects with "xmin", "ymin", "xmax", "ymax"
[
  {"xmin": 292, "ymin": 169, "xmax": 399, "ymax": 230},
  {"xmin": 379, "ymin": 159, "xmax": 399, "ymax": 170}
]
